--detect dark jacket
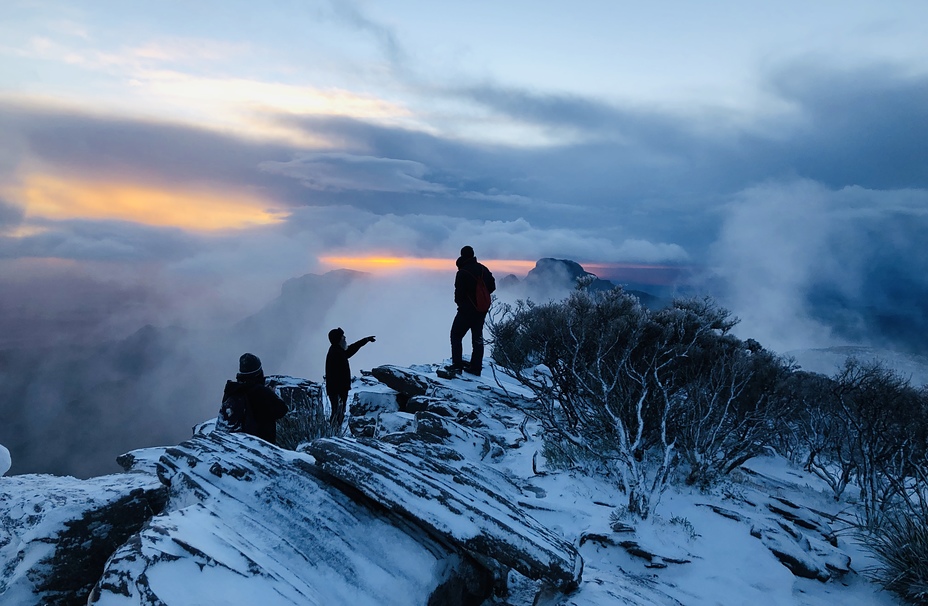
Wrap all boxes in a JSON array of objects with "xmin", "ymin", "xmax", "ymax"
[
  {"xmin": 325, "ymin": 338, "xmax": 372, "ymax": 394},
  {"xmin": 454, "ymin": 255, "xmax": 496, "ymax": 311},
  {"xmin": 223, "ymin": 372, "xmax": 288, "ymax": 444}
]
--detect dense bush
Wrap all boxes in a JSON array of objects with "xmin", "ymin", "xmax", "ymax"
[{"xmin": 489, "ymin": 287, "xmax": 791, "ymax": 517}]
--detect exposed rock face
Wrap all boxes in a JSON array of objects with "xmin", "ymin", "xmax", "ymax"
[
  {"xmin": 307, "ymin": 436, "xmax": 583, "ymax": 592},
  {"xmin": 370, "ymin": 365, "xmax": 432, "ymax": 401},
  {"xmin": 267, "ymin": 375, "xmax": 331, "ymax": 448},
  {"xmin": 0, "ymin": 473, "xmax": 167, "ymax": 606},
  {"xmin": 90, "ymin": 431, "xmax": 492, "ymax": 606},
  {"xmin": 349, "ymin": 389, "xmax": 400, "ymax": 438}
]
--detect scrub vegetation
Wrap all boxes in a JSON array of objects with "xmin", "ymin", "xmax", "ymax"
[{"xmin": 489, "ymin": 284, "xmax": 928, "ymax": 603}]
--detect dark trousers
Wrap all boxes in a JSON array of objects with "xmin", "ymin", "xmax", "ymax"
[
  {"xmin": 451, "ymin": 308, "xmax": 486, "ymax": 370},
  {"xmin": 327, "ymin": 389, "xmax": 348, "ymax": 430}
]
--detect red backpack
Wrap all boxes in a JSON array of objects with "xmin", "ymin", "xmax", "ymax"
[{"xmin": 471, "ymin": 268, "xmax": 491, "ymax": 313}]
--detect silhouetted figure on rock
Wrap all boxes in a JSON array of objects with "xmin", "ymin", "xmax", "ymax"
[
  {"xmin": 325, "ymin": 327, "xmax": 376, "ymax": 430},
  {"xmin": 450, "ymin": 246, "xmax": 496, "ymax": 377},
  {"xmin": 217, "ymin": 353, "xmax": 288, "ymax": 445}
]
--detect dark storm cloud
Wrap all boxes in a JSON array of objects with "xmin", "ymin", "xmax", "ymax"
[
  {"xmin": 764, "ymin": 62, "xmax": 928, "ymax": 190},
  {"xmin": 455, "ymin": 61, "xmax": 928, "ymax": 193},
  {"xmin": 0, "ymin": 217, "xmax": 200, "ymax": 262},
  {"xmin": 0, "ymin": 101, "xmax": 296, "ymax": 192}
]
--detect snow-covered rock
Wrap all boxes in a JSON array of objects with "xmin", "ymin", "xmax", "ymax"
[
  {"xmin": 91, "ymin": 431, "xmax": 491, "ymax": 606},
  {"xmin": 0, "ymin": 364, "xmax": 905, "ymax": 606},
  {"xmin": 306, "ymin": 436, "xmax": 583, "ymax": 592},
  {"xmin": 0, "ymin": 473, "xmax": 167, "ymax": 606}
]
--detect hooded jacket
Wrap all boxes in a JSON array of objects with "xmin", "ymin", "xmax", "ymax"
[{"xmin": 454, "ymin": 255, "xmax": 496, "ymax": 311}]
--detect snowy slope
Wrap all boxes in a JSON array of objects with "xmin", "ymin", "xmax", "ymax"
[{"xmin": 0, "ymin": 362, "xmax": 909, "ymax": 605}]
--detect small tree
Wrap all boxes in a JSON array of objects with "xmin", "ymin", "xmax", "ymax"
[
  {"xmin": 783, "ymin": 371, "xmax": 857, "ymax": 501},
  {"xmin": 832, "ymin": 359, "xmax": 927, "ymax": 526},
  {"xmin": 674, "ymin": 336, "xmax": 796, "ymax": 488},
  {"xmin": 490, "ymin": 290, "xmax": 738, "ymax": 518}
]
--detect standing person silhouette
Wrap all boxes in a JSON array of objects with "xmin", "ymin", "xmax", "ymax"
[
  {"xmin": 325, "ymin": 328, "xmax": 375, "ymax": 430},
  {"xmin": 450, "ymin": 246, "xmax": 496, "ymax": 377}
]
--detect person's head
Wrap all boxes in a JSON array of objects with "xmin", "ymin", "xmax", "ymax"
[
  {"xmin": 328, "ymin": 327, "xmax": 347, "ymax": 349},
  {"xmin": 238, "ymin": 352, "xmax": 264, "ymax": 383},
  {"xmin": 460, "ymin": 245, "xmax": 475, "ymax": 260}
]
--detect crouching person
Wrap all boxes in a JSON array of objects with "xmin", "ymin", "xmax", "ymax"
[{"xmin": 216, "ymin": 352, "xmax": 288, "ymax": 445}]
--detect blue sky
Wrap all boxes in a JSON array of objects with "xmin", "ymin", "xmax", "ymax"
[{"xmin": 1, "ymin": 0, "xmax": 927, "ymax": 352}]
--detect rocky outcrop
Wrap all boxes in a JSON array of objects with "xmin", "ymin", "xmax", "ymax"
[
  {"xmin": 91, "ymin": 431, "xmax": 492, "ymax": 606},
  {"xmin": 267, "ymin": 375, "xmax": 331, "ymax": 448},
  {"xmin": 307, "ymin": 436, "xmax": 583, "ymax": 592},
  {"xmin": 370, "ymin": 365, "xmax": 433, "ymax": 398},
  {"xmin": 0, "ymin": 473, "xmax": 167, "ymax": 606}
]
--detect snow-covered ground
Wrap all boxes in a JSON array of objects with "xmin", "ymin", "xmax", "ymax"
[
  {"xmin": 457, "ymin": 365, "xmax": 900, "ymax": 606},
  {"xmin": 0, "ymin": 360, "xmax": 911, "ymax": 605}
]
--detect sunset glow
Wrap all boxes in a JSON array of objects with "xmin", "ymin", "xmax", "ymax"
[
  {"xmin": 317, "ymin": 255, "xmax": 687, "ymax": 283},
  {"xmin": 20, "ymin": 175, "xmax": 288, "ymax": 231},
  {"xmin": 319, "ymin": 255, "xmax": 539, "ymax": 275}
]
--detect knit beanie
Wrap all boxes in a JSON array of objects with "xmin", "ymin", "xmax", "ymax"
[
  {"xmin": 460, "ymin": 245, "xmax": 475, "ymax": 259},
  {"xmin": 239, "ymin": 353, "xmax": 262, "ymax": 375},
  {"xmin": 328, "ymin": 327, "xmax": 345, "ymax": 345}
]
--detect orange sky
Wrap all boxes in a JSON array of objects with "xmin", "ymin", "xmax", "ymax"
[
  {"xmin": 19, "ymin": 174, "xmax": 287, "ymax": 231},
  {"xmin": 320, "ymin": 256, "xmax": 538, "ymax": 275},
  {"xmin": 320, "ymin": 255, "xmax": 689, "ymax": 284}
]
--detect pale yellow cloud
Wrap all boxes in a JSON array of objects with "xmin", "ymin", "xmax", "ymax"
[
  {"xmin": 20, "ymin": 174, "xmax": 288, "ymax": 231},
  {"xmin": 132, "ymin": 69, "xmax": 409, "ymax": 122}
]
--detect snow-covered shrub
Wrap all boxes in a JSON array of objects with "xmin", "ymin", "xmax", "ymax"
[
  {"xmin": 782, "ymin": 359, "xmax": 928, "ymax": 526},
  {"xmin": 673, "ymin": 334, "xmax": 797, "ymax": 488},
  {"xmin": 868, "ymin": 510, "xmax": 928, "ymax": 604},
  {"xmin": 782, "ymin": 370, "xmax": 857, "ymax": 501},
  {"xmin": 867, "ymin": 460, "xmax": 928, "ymax": 605},
  {"xmin": 831, "ymin": 359, "xmax": 928, "ymax": 526},
  {"xmin": 490, "ymin": 290, "xmax": 744, "ymax": 518}
]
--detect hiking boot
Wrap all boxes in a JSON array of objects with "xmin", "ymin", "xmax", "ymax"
[{"xmin": 463, "ymin": 367, "xmax": 481, "ymax": 377}]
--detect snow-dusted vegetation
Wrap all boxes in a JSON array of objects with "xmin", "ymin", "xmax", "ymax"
[{"xmin": 490, "ymin": 286, "xmax": 928, "ymax": 603}]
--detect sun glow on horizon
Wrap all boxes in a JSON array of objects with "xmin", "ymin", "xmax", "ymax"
[
  {"xmin": 19, "ymin": 174, "xmax": 288, "ymax": 231},
  {"xmin": 320, "ymin": 255, "xmax": 692, "ymax": 285},
  {"xmin": 320, "ymin": 255, "xmax": 538, "ymax": 275}
]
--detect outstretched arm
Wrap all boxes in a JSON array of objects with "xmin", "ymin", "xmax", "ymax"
[{"xmin": 346, "ymin": 336, "xmax": 376, "ymax": 358}]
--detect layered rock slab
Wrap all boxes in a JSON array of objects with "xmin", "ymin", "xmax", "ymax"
[
  {"xmin": 90, "ymin": 431, "xmax": 490, "ymax": 606},
  {"xmin": 0, "ymin": 472, "xmax": 167, "ymax": 606},
  {"xmin": 307, "ymin": 436, "xmax": 583, "ymax": 592}
]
